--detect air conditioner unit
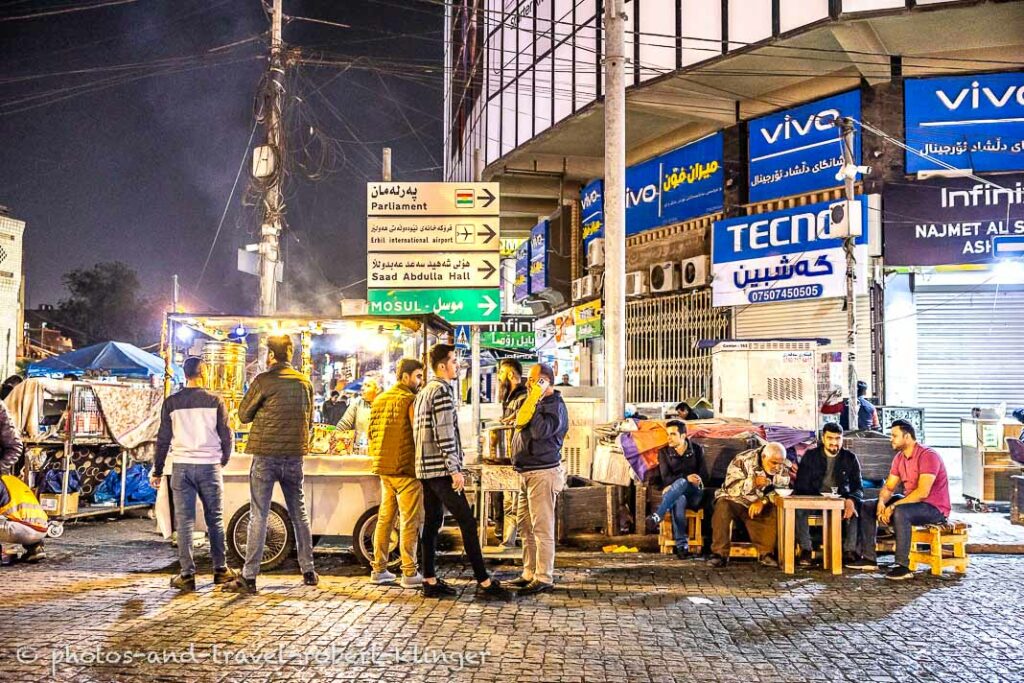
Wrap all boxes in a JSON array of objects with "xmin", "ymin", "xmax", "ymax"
[
  {"xmin": 828, "ymin": 199, "xmax": 862, "ymax": 239},
  {"xmin": 649, "ymin": 261, "xmax": 681, "ymax": 294},
  {"xmin": 572, "ymin": 275, "xmax": 595, "ymax": 301},
  {"xmin": 586, "ymin": 238, "xmax": 605, "ymax": 270},
  {"xmin": 625, "ymin": 271, "xmax": 647, "ymax": 297},
  {"xmin": 680, "ymin": 256, "xmax": 710, "ymax": 290}
]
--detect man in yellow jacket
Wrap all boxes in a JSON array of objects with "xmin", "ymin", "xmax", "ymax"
[{"xmin": 366, "ymin": 358, "xmax": 425, "ymax": 587}]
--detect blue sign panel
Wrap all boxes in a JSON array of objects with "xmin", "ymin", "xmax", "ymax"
[
  {"xmin": 513, "ymin": 240, "xmax": 530, "ymax": 303},
  {"xmin": 711, "ymin": 197, "xmax": 870, "ymax": 307},
  {"xmin": 529, "ymin": 220, "xmax": 548, "ymax": 292},
  {"xmin": 748, "ymin": 90, "xmax": 860, "ymax": 203},
  {"xmin": 581, "ymin": 179, "xmax": 603, "ymax": 247},
  {"xmin": 579, "ymin": 133, "xmax": 724, "ymax": 244},
  {"xmin": 905, "ymin": 72, "xmax": 1024, "ymax": 173}
]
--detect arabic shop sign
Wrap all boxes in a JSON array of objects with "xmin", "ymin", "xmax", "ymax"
[
  {"xmin": 905, "ymin": 72, "xmax": 1024, "ymax": 174},
  {"xmin": 572, "ymin": 300, "xmax": 603, "ymax": 341},
  {"xmin": 579, "ymin": 132, "xmax": 724, "ymax": 245},
  {"xmin": 882, "ymin": 174, "xmax": 1024, "ymax": 266},
  {"xmin": 711, "ymin": 197, "xmax": 870, "ymax": 307},
  {"xmin": 529, "ymin": 220, "xmax": 548, "ymax": 292},
  {"xmin": 513, "ymin": 241, "xmax": 530, "ymax": 303},
  {"xmin": 748, "ymin": 90, "xmax": 861, "ymax": 203},
  {"xmin": 481, "ymin": 330, "xmax": 536, "ymax": 350},
  {"xmin": 581, "ymin": 179, "xmax": 603, "ymax": 247},
  {"xmin": 367, "ymin": 288, "xmax": 500, "ymax": 324}
]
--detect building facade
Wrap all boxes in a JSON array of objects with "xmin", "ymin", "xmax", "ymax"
[
  {"xmin": 0, "ymin": 212, "xmax": 25, "ymax": 378},
  {"xmin": 445, "ymin": 0, "xmax": 1024, "ymax": 443}
]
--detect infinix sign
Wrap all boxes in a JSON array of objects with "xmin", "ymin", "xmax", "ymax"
[
  {"xmin": 905, "ymin": 71, "xmax": 1024, "ymax": 174},
  {"xmin": 748, "ymin": 90, "xmax": 861, "ymax": 203}
]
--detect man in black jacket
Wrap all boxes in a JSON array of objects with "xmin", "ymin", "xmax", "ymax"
[
  {"xmin": 793, "ymin": 422, "xmax": 864, "ymax": 567},
  {"xmin": 222, "ymin": 335, "xmax": 318, "ymax": 594},
  {"xmin": 510, "ymin": 363, "xmax": 568, "ymax": 596},
  {"xmin": 646, "ymin": 421, "xmax": 704, "ymax": 558}
]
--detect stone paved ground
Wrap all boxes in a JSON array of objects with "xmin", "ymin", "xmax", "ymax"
[{"xmin": 1, "ymin": 517, "xmax": 1023, "ymax": 683}]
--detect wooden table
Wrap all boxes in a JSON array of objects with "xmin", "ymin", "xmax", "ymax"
[{"xmin": 775, "ymin": 495, "xmax": 845, "ymax": 575}]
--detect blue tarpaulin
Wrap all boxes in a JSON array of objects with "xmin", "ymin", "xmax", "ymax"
[{"xmin": 28, "ymin": 341, "xmax": 175, "ymax": 380}]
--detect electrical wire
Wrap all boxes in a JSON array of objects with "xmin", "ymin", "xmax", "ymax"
[{"xmin": 0, "ymin": 0, "xmax": 137, "ymax": 22}]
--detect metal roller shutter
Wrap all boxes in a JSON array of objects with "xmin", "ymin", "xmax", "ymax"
[
  {"xmin": 915, "ymin": 290, "xmax": 1024, "ymax": 447},
  {"xmin": 733, "ymin": 297, "xmax": 873, "ymax": 390}
]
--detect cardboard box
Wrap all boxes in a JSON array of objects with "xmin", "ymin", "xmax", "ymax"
[{"xmin": 40, "ymin": 492, "xmax": 79, "ymax": 516}]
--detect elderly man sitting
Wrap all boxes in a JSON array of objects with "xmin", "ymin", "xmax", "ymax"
[{"xmin": 708, "ymin": 442, "xmax": 791, "ymax": 568}]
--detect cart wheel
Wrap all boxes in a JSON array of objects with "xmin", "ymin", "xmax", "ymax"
[
  {"xmin": 226, "ymin": 502, "xmax": 295, "ymax": 571},
  {"xmin": 352, "ymin": 507, "xmax": 401, "ymax": 570},
  {"xmin": 47, "ymin": 522, "xmax": 64, "ymax": 538}
]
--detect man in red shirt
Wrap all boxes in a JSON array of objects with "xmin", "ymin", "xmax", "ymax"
[{"xmin": 846, "ymin": 419, "xmax": 950, "ymax": 580}]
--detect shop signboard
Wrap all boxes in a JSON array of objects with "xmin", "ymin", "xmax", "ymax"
[
  {"xmin": 711, "ymin": 197, "xmax": 870, "ymax": 307},
  {"xmin": 748, "ymin": 90, "xmax": 861, "ymax": 203},
  {"xmin": 481, "ymin": 330, "xmax": 536, "ymax": 350},
  {"xmin": 513, "ymin": 241, "xmax": 530, "ymax": 303},
  {"xmin": 882, "ymin": 173, "xmax": 1024, "ymax": 266},
  {"xmin": 367, "ymin": 181, "xmax": 501, "ymax": 324},
  {"xmin": 529, "ymin": 220, "xmax": 549, "ymax": 292},
  {"xmin": 579, "ymin": 132, "xmax": 724, "ymax": 244},
  {"xmin": 581, "ymin": 179, "xmax": 603, "ymax": 247},
  {"xmin": 573, "ymin": 300, "xmax": 603, "ymax": 341},
  {"xmin": 905, "ymin": 72, "xmax": 1024, "ymax": 174}
]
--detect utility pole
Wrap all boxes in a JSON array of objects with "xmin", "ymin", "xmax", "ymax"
[
  {"xmin": 603, "ymin": 0, "xmax": 627, "ymax": 422},
  {"xmin": 839, "ymin": 117, "xmax": 859, "ymax": 432},
  {"xmin": 471, "ymin": 147, "xmax": 483, "ymax": 436},
  {"xmin": 258, "ymin": 0, "xmax": 285, "ymax": 316},
  {"xmin": 381, "ymin": 147, "xmax": 392, "ymax": 381}
]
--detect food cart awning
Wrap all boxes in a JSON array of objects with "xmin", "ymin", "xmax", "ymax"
[
  {"xmin": 27, "ymin": 341, "xmax": 176, "ymax": 381},
  {"xmin": 167, "ymin": 312, "xmax": 452, "ymax": 339}
]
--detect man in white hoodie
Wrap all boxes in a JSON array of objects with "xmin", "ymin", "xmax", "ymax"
[{"xmin": 150, "ymin": 357, "xmax": 236, "ymax": 592}]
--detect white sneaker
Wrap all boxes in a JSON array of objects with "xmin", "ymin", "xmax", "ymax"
[
  {"xmin": 370, "ymin": 570, "xmax": 397, "ymax": 584},
  {"xmin": 400, "ymin": 573, "xmax": 424, "ymax": 588}
]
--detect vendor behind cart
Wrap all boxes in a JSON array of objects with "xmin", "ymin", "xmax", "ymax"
[
  {"xmin": 337, "ymin": 379, "xmax": 380, "ymax": 447},
  {"xmin": 0, "ymin": 398, "xmax": 43, "ymax": 562}
]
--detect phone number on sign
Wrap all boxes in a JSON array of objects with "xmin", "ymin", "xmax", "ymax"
[{"xmin": 747, "ymin": 284, "xmax": 823, "ymax": 304}]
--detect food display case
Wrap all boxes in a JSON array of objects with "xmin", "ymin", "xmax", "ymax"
[{"xmin": 960, "ymin": 417, "xmax": 1024, "ymax": 509}]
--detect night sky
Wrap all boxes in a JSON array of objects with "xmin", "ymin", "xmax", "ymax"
[{"xmin": 0, "ymin": 0, "xmax": 444, "ymax": 316}]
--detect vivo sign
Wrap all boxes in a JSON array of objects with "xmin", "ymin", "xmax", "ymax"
[
  {"xmin": 905, "ymin": 72, "xmax": 1024, "ymax": 173},
  {"xmin": 748, "ymin": 90, "xmax": 861, "ymax": 203},
  {"xmin": 579, "ymin": 132, "xmax": 723, "ymax": 245}
]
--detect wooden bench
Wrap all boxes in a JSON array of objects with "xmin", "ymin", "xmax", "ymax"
[
  {"xmin": 657, "ymin": 510, "xmax": 704, "ymax": 554},
  {"xmin": 909, "ymin": 521, "xmax": 969, "ymax": 576}
]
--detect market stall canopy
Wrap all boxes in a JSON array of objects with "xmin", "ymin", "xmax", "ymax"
[{"xmin": 27, "ymin": 341, "xmax": 172, "ymax": 380}]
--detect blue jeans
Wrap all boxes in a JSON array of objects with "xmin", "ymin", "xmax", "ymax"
[
  {"xmin": 795, "ymin": 505, "xmax": 859, "ymax": 554},
  {"xmin": 859, "ymin": 497, "xmax": 946, "ymax": 568},
  {"xmin": 656, "ymin": 479, "xmax": 703, "ymax": 549},
  {"xmin": 170, "ymin": 463, "xmax": 226, "ymax": 576},
  {"xmin": 243, "ymin": 456, "xmax": 315, "ymax": 580}
]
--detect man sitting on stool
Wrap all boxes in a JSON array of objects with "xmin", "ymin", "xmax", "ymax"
[
  {"xmin": 646, "ymin": 420, "xmax": 704, "ymax": 559},
  {"xmin": 793, "ymin": 422, "xmax": 864, "ymax": 567},
  {"xmin": 709, "ymin": 442, "xmax": 791, "ymax": 568},
  {"xmin": 846, "ymin": 419, "xmax": 951, "ymax": 580}
]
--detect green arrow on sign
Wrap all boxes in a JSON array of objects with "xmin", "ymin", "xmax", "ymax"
[{"xmin": 367, "ymin": 288, "xmax": 501, "ymax": 324}]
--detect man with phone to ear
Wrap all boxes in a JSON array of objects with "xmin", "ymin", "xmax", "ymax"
[{"xmin": 509, "ymin": 363, "xmax": 568, "ymax": 596}]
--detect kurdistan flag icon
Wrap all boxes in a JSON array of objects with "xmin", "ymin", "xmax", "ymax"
[{"xmin": 455, "ymin": 189, "xmax": 475, "ymax": 208}]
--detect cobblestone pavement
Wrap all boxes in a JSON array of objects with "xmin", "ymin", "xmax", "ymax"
[{"xmin": 1, "ymin": 517, "xmax": 1022, "ymax": 683}]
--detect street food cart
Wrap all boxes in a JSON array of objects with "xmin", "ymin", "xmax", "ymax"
[
  {"xmin": 163, "ymin": 312, "xmax": 451, "ymax": 570},
  {"xmin": 960, "ymin": 415, "xmax": 1024, "ymax": 510}
]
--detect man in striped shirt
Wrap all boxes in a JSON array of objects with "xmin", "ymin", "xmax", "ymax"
[{"xmin": 414, "ymin": 343, "xmax": 509, "ymax": 601}]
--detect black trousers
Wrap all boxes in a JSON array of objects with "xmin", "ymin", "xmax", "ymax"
[{"xmin": 421, "ymin": 476, "xmax": 489, "ymax": 582}]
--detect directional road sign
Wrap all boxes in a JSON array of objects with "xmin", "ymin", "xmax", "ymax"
[
  {"xmin": 367, "ymin": 253, "xmax": 498, "ymax": 289},
  {"xmin": 367, "ymin": 288, "xmax": 501, "ymax": 324},
  {"xmin": 367, "ymin": 217, "xmax": 498, "ymax": 252},
  {"xmin": 367, "ymin": 182, "xmax": 500, "ymax": 216}
]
